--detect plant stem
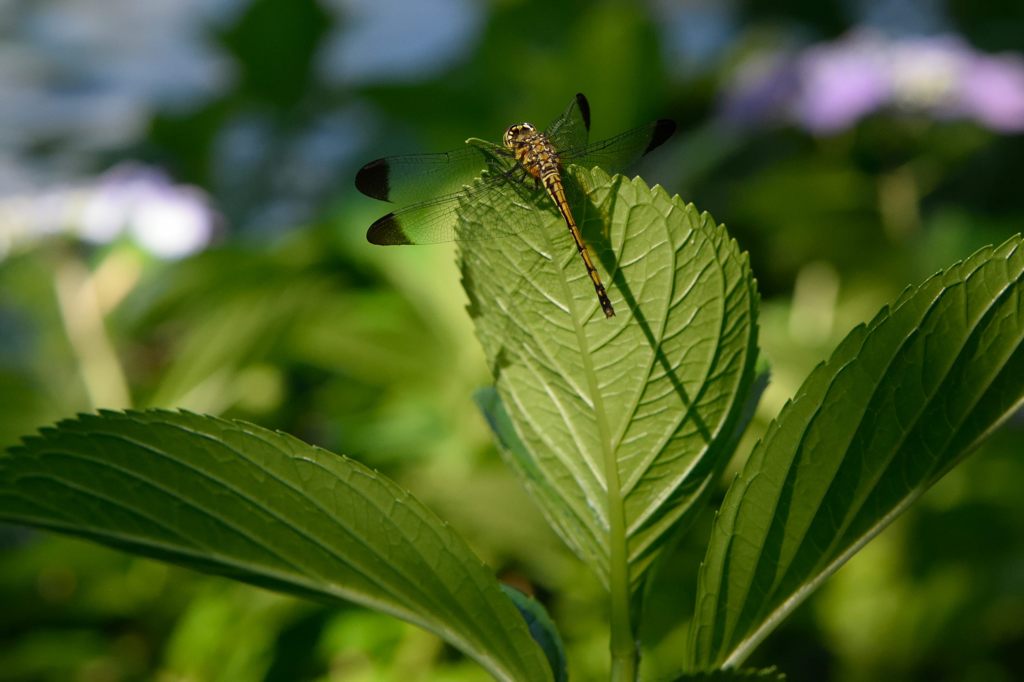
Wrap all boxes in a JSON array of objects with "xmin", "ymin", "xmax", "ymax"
[
  {"xmin": 54, "ymin": 250, "xmax": 131, "ymax": 410},
  {"xmin": 540, "ymin": 220, "xmax": 638, "ymax": 679},
  {"xmin": 580, "ymin": 310, "xmax": 636, "ymax": 679},
  {"xmin": 605, "ymin": 420, "xmax": 636, "ymax": 681},
  {"xmin": 572, "ymin": 309, "xmax": 636, "ymax": 677}
]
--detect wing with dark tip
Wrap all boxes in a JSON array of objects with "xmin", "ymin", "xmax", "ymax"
[
  {"xmin": 544, "ymin": 93, "xmax": 591, "ymax": 155},
  {"xmin": 366, "ymin": 167, "xmax": 544, "ymax": 245},
  {"xmin": 562, "ymin": 118, "xmax": 676, "ymax": 174},
  {"xmin": 355, "ymin": 146, "xmax": 498, "ymax": 207}
]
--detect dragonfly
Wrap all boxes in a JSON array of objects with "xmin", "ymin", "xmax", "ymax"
[{"xmin": 354, "ymin": 94, "xmax": 676, "ymax": 318}]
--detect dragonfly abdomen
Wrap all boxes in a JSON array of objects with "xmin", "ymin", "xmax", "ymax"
[
  {"xmin": 499, "ymin": 121, "xmax": 617, "ymax": 317},
  {"xmin": 538, "ymin": 172, "xmax": 616, "ymax": 319}
]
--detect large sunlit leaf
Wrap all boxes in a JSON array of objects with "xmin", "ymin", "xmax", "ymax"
[
  {"xmin": 690, "ymin": 236, "xmax": 1024, "ymax": 670},
  {"xmin": 460, "ymin": 166, "xmax": 759, "ymax": 586},
  {"xmin": 0, "ymin": 410, "xmax": 552, "ymax": 682}
]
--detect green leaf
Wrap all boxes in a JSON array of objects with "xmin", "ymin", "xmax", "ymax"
[
  {"xmin": 460, "ymin": 166, "xmax": 759, "ymax": 586},
  {"xmin": 690, "ymin": 236, "xmax": 1024, "ymax": 670},
  {"xmin": 500, "ymin": 584, "xmax": 568, "ymax": 682},
  {"xmin": 0, "ymin": 410, "xmax": 552, "ymax": 682}
]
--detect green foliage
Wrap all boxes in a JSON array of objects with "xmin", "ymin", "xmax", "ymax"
[
  {"xmin": 501, "ymin": 585, "xmax": 568, "ymax": 682},
  {"xmin": 461, "ymin": 166, "xmax": 759, "ymax": 587},
  {"xmin": 690, "ymin": 235, "xmax": 1024, "ymax": 671},
  {"xmin": 5, "ymin": 155, "xmax": 1024, "ymax": 681},
  {"xmin": 0, "ymin": 410, "xmax": 551, "ymax": 682},
  {"xmin": 2, "ymin": 148, "xmax": 1023, "ymax": 680},
  {"xmin": 4, "ymin": 0, "xmax": 1024, "ymax": 677}
]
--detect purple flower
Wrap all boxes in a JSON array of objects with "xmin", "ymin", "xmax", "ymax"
[
  {"xmin": 719, "ymin": 52, "xmax": 802, "ymax": 127},
  {"xmin": 793, "ymin": 33, "xmax": 892, "ymax": 133},
  {"xmin": 957, "ymin": 54, "xmax": 1024, "ymax": 132},
  {"xmin": 720, "ymin": 29, "xmax": 1024, "ymax": 134}
]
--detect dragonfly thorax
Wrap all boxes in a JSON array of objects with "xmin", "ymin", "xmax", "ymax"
[{"xmin": 504, "ymin": 122, "xmax": 559, "ymax": 181}]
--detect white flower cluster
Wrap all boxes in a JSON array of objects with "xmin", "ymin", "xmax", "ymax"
[{"xmin": 0, "ymin": 164, "xmax": 217, "ymax": 260}]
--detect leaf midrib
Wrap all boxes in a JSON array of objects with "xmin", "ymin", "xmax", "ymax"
[
  {"xmin": 764, "ymin": 255, "xmax": 1012, "ymax": 603},
  {"xmin": 5, "ymin": 418, "xmax": 542, "ymax": 682},
  {"xmin": 23, "ymin": 429, "xmax": 459, "ymax": 619},
  {"xmin": 717, "ymin": 244, "xmax": 1024, "ymax": 667}
]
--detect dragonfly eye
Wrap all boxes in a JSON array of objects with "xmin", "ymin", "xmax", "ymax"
[{"xmin": 503, "ymin": 123, "xmax": 536, "ymax": 148}]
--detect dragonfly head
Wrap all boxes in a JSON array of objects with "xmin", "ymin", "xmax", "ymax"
[{"xmin": 503, "ymin": 122, "xmax": 537, "ymax": 149}]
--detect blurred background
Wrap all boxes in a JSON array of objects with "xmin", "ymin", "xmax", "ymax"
[{"xmin": 1, "ymin": 0, "xmax": 1023, "ymax": 680}]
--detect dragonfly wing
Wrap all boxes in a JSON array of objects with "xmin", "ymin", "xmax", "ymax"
[
  {"xmin": 366, "ymin": 196, "xmax": 462, "ymax": 245},
  {"xmin": 366, "ymin": 168, "xmax": 546, "ymax": 245},
  {"xmin": 544, "ymin": 93, "xmax": 591, "ymax": 154},
  {"xmin": 561, "ymin": 119, "xmax": 676, "ymax": 174},
  {"xmin": 355, "ymin": 146, "xmax": 496, "ymax": 206}
]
